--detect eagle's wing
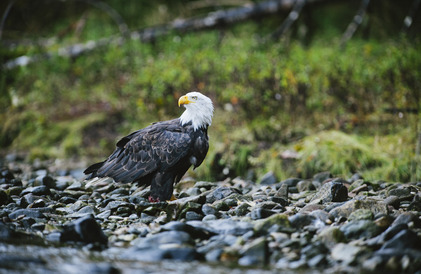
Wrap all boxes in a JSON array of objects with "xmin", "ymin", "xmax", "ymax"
[{"xmin": 95, "ymin": 120, "xmax": 192, "ymax": 183}]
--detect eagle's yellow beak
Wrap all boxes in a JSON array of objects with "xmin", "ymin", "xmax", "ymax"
[{"xmin": 178, "ymin": 95, "xmax": 192, "ymax": 107}]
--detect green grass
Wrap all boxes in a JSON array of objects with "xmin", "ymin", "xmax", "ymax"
[{"xmin": 1, "ymin": 18, "xmax": 421, "ymax": 182}]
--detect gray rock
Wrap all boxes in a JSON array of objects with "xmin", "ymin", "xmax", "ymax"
[
  {"xmin": 123, "ymin": 246, "xmax": 200, "ymax": 262},
  {"xmin": 259, "ymin": 171, "xmax": 277, "ymax": 185},
  {"xmin": 60, "ymin": 214, "xmax": 108, "ymax": 245},
  {"xmin": 381, "ymin": 229, "xmax": 421, "ymax": 250},
  {"xmin": 297, "ymin": 180, "xmax": 315, "ymax": 192},
  {"xmin": 187, "ymin": 219, "xmax": 253, "ymax": 236},
  {"xmin": 8, "ymin": 208, "xmax": 49, "ymax": 219},
  {"xmin": 250, "ymin": 208, "xmax": 276, "ymax": 220},
  {"xmin": 340, "ymin": 220, "xmax": 382, "ymax": 240},
  {"xmin": 239, "ymin": 237, "xmax": 267, "ymax": 266},
  {"xmin": 330, "ymin": 197, "xmax": 388, "ymax": 219},
  {"xmin": 317, "ymin": 226, "xmax": 346, "ymax": 248},
  {"xmin": 289, "ymin": 213, "xmax": 318, "ymax": 229},
  {"xmin": 132, "ymin": 231, "xmax": 193, "ymax": 248},
  {"xmin": 20, "ymin": 185, "xmax": 51, "ymax": 196},
  {"xmin": 331, "ymin": 243, "xmax": 365, "ymax": 265},
  {"xmin": 206, "ymin": 187, "xmax": 239, "ymax": 203},
  {"xmin": 309, "ymin": 180, "xmax": 348, "ymax": 204},
  {"xmin": 348, "ymin": 209, "xmax": 374, "ymax": 221},
  {"xmin": 0, "ymin": 190, "xmax": 10, "ymax": 206},
  {"xmin": 185, "ymin": 211, "xmax": 203, "ymax": 221}
]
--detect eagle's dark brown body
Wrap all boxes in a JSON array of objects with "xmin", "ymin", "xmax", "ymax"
[{"xmin": 84, "ymin": 118, "xmax": 209, "ymax": 202}]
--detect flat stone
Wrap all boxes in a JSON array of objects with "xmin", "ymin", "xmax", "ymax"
[{"xmin": 331, "ymin": 243, "xmax": 365, "ymax": 265}]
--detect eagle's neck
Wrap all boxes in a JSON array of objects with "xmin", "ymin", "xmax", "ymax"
[{"xmin": 180, "ymin": 104, "xmax": 213, "ymax": 131}]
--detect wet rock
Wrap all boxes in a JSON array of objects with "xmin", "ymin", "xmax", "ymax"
[
  {"xmin": 381, "ymin": 229, "xmax": 421, "ymax": 250},
  {"xmin": 185, "ymin": 211, "xmax": 203, "ymax": 221},
  {"xmin": 201, "ymin": 204, "xmax": 217, "ymax": 216},
  {"xmin": 188, "ymin": 219, "xmax": 253, "ymax": 236},
  {"xmin": 259, "ymin": 171, "xmax": 277, "ymax": 185},
  {"xmin": 239, "ymin": 237, "xmax": 267, "ymax": 266},
  {"xmin": 312, "ymin": 172, "xmax": 332, "ymax": 187},
  {"xmin": 296, "ymin": 180, "xmax": 315, "ymax": 192},
  {"xmin": 340, "ymin": 220, "xmax": 382, "ymax": 240},
  {"xmin": 254, "ymin": 214, "xmax": 291, "ymax": 235},
  {"xmin": 384, "ymin": 195, "xmax": 400, "ymax": 209},
  {"xmin": 331, "ymin": 243, "xmax": 366, "ymax": 265},
  {"xmin": 20, "ymin": 185, "xmax": 51, "ymax": 196},
  {"xmin": 392, "ymin": 212, "xmax": 419, "ymax": 227},
  {"xmin": 317, "ymin": 227, "xmax": 346, "ymax": 248},
  {"xmin": 206, "ymin": 187, "xmax": 239, "ymax": 203},
  {"xmin": 309, "ymin": 179, "xmax": 348, "ymax": 204},
  {"xmin": 250, "ymin": 208, "xmax": 277, "ymax": 220},
  {"xmin": 34, "ymin": 175, "xmax": 56, "ymax": 188},
  {"xmin": 289, "ymin": 213, "xmax": 318, "ymax": 229},
  {"xmin": 348, "ymin": 209, "xmax": 374, "ymax": 221},
  {"xmin": 0, "ymin": 190, "xmax": 10, "ymax": 206},
  {"xmin": 8, "ymin": 208, "xmax": 49, "ymax": 219},
  {"xmin": 132, "ymin": 230, "xmax": 193, "ymax": 247},
  {"xmin": 274, "ymin": 183, "xmax": 288, "ymax": 201},
  {"xmin": 330, "ymin": 197, "xmax": 388, "ymax": 219},
  {"xmin": 60, "ymin": 215, "xmax": 108, "ymax": 245},
  {"xmin": 123, "ymin": 246, "xmax": 200, "ymax": 262}
]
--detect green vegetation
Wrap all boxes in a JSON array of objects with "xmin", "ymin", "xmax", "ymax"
[{"xmin": 1, "ymin": 1, "xmax": 420, "ymax": 182}]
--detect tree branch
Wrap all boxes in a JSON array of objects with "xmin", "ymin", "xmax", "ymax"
[{"xmin": 340, "ymin": 0, "xmax": 370, "ymax": 48}]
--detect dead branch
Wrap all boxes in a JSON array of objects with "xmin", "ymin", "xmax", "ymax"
[
  {"xmin": 270, "ymin": 0, "xmax": 307, "ymax": 40},
  {"xmin": 340, "ymin": 0, "xmax": 370, "ymax": 48},
  {"xmin": 3, "ymin": 0, "xmax": 324, "ymax": 70}
]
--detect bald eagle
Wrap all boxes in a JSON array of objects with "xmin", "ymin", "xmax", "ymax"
[{"xmin": 84, "ymin": 92, "xmax": 214, "ymax": 202}]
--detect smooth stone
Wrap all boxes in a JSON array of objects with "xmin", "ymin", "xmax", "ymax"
[
  {"xmin": 381, "ymin": 229, "xmax": 421, "ymax": 250},
  {"xmin": 259, "ymin": 171, "xmax": 277, "ymax": 185},
  {"xmin": 299, "ymin": 204, "xmax": 325, "ymax": 213},
  {"xmin": 187, "ymin": 219, "xmax": 254, "ymax": 236},
  {"xmin": 35, "ymin": 175, "xmax": 56, "ymax": 188},
  {"xmin": 274, "ymin": 183, "xmax": 289, "ymax": 201},
  {"xmin": 312, "ymin": 172, "xmax": 332, "ymax": 186},
  {"xmin": 289, "ymin": 213, "xmax": 318, "ymax": 229},
  {"xmin": 317, "ymin": 227, "xmax": 346, "ymax": 248},
  {"xmin": 59, "ymin": 196, "xmax": 78, "ymax": 204},
  {"xmin": 239, "ymin": 237, "xmax": 267, "ymax": 265},
  {"xmin": 0, "ymin": 190, "xmax": 10, "ymax": 206},
  {"xmin": 331, "ymin": 243, "xmax": 365, "ymax": 265},
  {"xmin": 340, "ymin": 220, "xmax": 382, "ymax": 240},
  {"xmin": 202, "ymin": 215, "xmax": 217, "ymax": 221},
  {"xmin": 185, "ymin": 211, "xmax": 203, "ymax": 221},
  {"xmin": 20, "ymin": 185, "xmax": 51, "ymax": 196},
  {"xmin": 309, "ymin": 210, "xmax": 333, "ymax": 224},
  {"xmin": 297, "ymin": 180, "xmax": 315, "ymax": 192},
  {"xmin": 131, "ymin": 231, "xmax": 193, "ymax": 248},
  {"xmin": 205, "ymin": 248, "xmax": 222, "ymax": 262},
  {"xmin": 250, "ymin": 208, "xmax": 276, "ymax": 220},
  {"xmin": 392, "ymin": 212, "xmax": 419, "ymax": 227},
  {"xmin": 254, "ymin": 214, "xmax": 291, "ymax": 235},
  {"xmin": 123, "ymin": 246, "xmax": 200, "ymax": 262},
  {"xmin": 329, "ymin": 198, "xmax": 388, "ymax": 219},
  {"xmin": 206, "ymin": 187, "xmax": 239, "ymax": 203},
  {"xmin": 384, "ymin": 195, "xmax": 400, "ymax": 209},
  {"xmin": 60, "ymin": 214, "xmax": 108, "ymax": 245},
  {"xmin": 235, "ymin": 203, "xmax": 251, "ymax": 216},
  {"xmin": 8, "ymin": 208, "xmax": 47, "ymax": 219},
  {"xmin": 348, "ymin": 209, "xmax": 374, "ymax": 221}
]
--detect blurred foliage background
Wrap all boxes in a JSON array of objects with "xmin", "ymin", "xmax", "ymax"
[{"xmin": 1, "ymin": 0, "xmax": 420, "ymax": 182}]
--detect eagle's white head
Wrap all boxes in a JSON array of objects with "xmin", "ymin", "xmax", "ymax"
[{"xmin": 178, "ymin": 91, "xmax": 214, "ymax": 131}]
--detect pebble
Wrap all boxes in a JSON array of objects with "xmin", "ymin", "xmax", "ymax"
[{"xmin": 0, "ymin": 161, "xmax": 420, "ymax": 273}]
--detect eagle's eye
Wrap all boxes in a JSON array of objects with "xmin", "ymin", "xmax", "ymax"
[{"xmin": 191, "ymin": 96, "xmax": 198, "ymax": 100}]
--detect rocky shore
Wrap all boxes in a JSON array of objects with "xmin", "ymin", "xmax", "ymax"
[{"xmin": 1, "ymin": 157, "xmax": 421, "ymax": 273}]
